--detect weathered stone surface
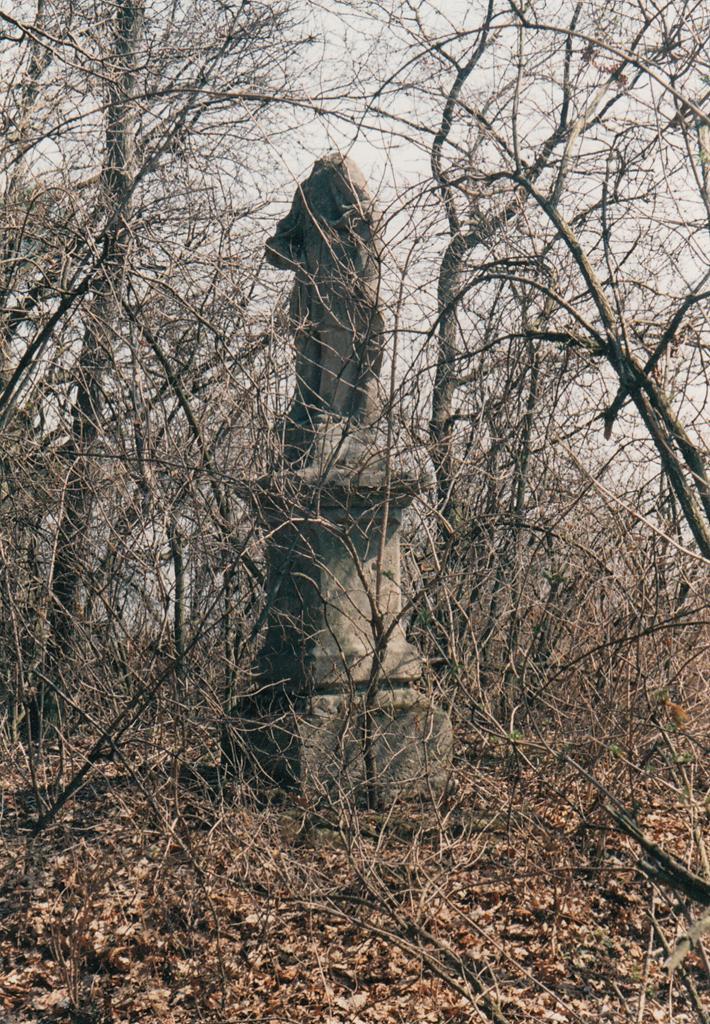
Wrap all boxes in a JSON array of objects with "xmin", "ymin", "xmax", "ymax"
[
  {"xmin": 253, "ymin": 469, "xmax": 423, "ymax": 694},
  {"xmin": 265, "ymin": 152, "xmax": 385, "ymax": 461},
  {"xmin": 224, "ymin": 154, "xmax": 452, "ymax": 808},
  {"xmin": 224, "ymin": 685, "xmax": 453, "ymax": 804}
]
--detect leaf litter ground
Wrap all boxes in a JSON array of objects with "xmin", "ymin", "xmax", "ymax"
[{"xmin": 1, "ymin": 740, "xmax": 707, "ymax": 1024}]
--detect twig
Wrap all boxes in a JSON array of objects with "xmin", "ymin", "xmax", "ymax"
[
  {"xmin": 648, "ymin": 908, "xmax": 709, "ymax": 1024},
  {"xmin": 608, "ymin": 807, "xmax": 710, "ymax": 906},
  {"xmin": 637, "ymin": 889, "xmax": 655, "ymax": 1024}
]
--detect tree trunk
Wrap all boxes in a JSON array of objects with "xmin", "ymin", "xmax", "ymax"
[{"xmin": 29, "ymin": 1, "xmax": 142, "ymax": 740}]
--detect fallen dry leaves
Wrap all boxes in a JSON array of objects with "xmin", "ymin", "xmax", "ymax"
[{"xmin": 0, "ymin": 739, "xmax": 707, "ymax": 1024}]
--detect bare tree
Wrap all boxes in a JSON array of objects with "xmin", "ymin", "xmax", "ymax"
[{"xmin": 0, "ymin": 0, "xmax": 315, "ymax": 745}]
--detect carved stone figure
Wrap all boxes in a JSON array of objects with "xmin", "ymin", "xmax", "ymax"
[
  {"xmin": 223, "ymin": 155, "xmax": 452, "ymax": 806},
  {"xmin": 265, "ymin": 153, "xmax": 384, "ymax": 457}
]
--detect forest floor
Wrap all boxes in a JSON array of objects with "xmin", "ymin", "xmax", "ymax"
[{"xmin": 1, "ymin": 731, "xmax": 708, "ymax": 1024}]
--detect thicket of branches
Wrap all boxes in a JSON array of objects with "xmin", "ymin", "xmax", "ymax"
[{"xmin": 1, "ymin": 2, "xmax": 708, "ymax": 1022}]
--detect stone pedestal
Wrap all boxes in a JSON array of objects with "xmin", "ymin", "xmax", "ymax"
[
  {"xmin": 254, "ymin": 476, "xmax": 421, "ymax": 692},
  {"xmin": 225, "ymin": 423, "xmax": 452, "ymax": 805}
]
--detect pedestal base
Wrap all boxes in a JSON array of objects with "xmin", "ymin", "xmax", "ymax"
[{"xmin": 223, "ymin": 687, "xmax": 453, "ymax": 805}]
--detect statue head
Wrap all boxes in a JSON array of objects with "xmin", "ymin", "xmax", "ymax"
[{"xmin": 265, "ymin": 152, "xmax": 378, "ymax": 270}]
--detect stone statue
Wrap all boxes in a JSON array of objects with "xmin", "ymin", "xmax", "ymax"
[
  {"xmin": 265, "ymin": 153, "xmax": 384, "ymax": 458},
  {"xmin": 222, "ymin": 154, "xmax": 452, "ymax": 806}
]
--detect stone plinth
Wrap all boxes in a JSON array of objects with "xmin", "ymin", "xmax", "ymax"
[
  {"xmin": 254, "ymin": 476, "xmax": 421, "ymax": 693},
  {"xmin": 224, "ymin": 685, "xmax": 453, "ymax": 804},
  {"xmin": 223, "ymin": 423, "xmax": 453, "ymax": 805}
]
